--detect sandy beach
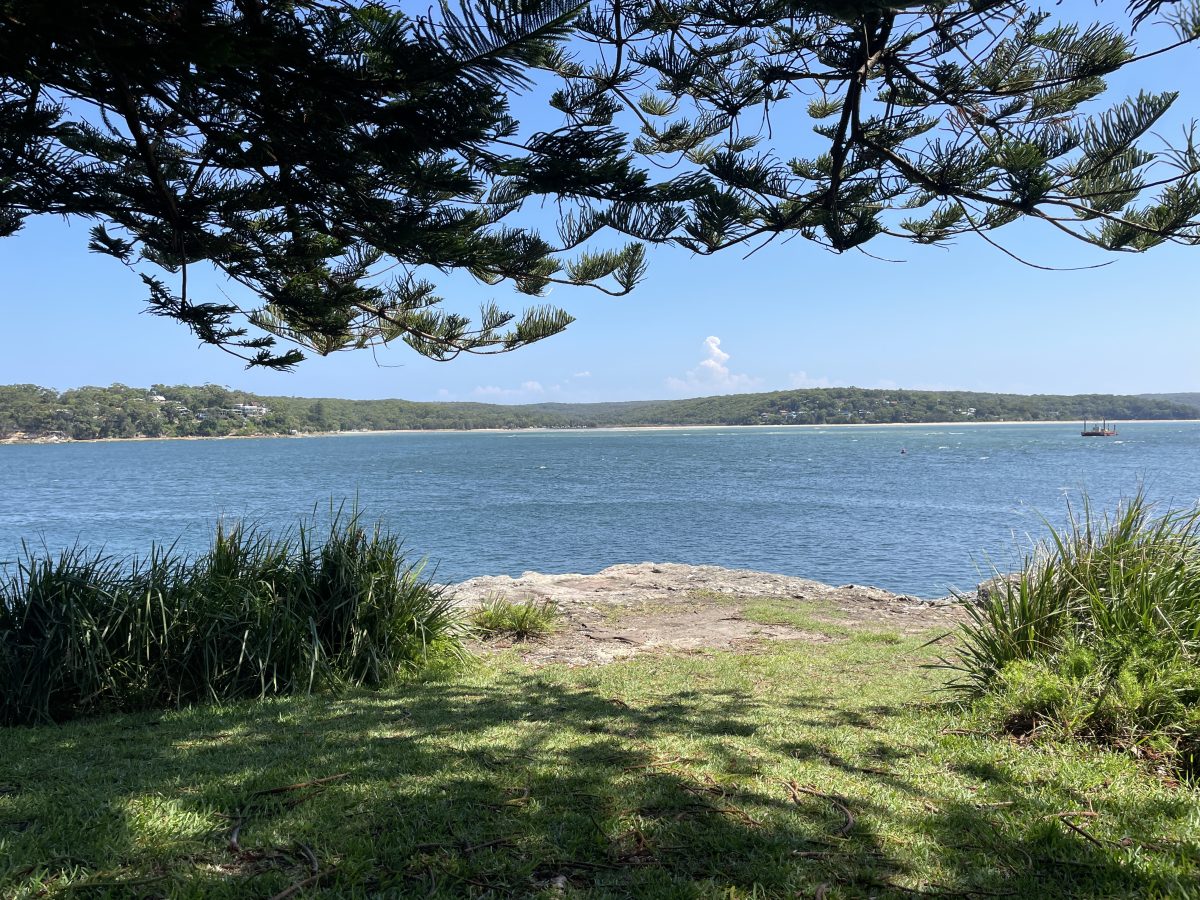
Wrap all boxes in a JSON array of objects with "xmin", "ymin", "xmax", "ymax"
[{"xmin": 2, "ymin": 418, "xmax": 1197, "ymax": 445}]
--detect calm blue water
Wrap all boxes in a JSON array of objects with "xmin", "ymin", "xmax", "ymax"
[{"xmin": 2, "ymin": 423, "xmax": 1198, "ymax": 597}]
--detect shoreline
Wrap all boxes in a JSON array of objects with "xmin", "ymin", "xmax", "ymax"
[{"xmin": 3, "ymin": 418, "xmax": 1198, "ymax": 446}]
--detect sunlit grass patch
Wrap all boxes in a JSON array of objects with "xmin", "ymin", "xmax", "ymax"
[
  {"xmin": 742, "ymin": 597, "xmax": 855, "ymax": 636},
  {"xmin": 849, "ymin": 629, "xmax": 902, "ymax": 645}
]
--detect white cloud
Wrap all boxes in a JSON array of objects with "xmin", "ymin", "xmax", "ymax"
[
  {"xmin": 788, "ymin": 371, "xmax": 834, "ymax": 389},
  {"xmin": 573, "ymin": 371, "xmax": 591, "ymax": 378},
  {"xmin": 667, "ymin": 336, "xmax": 761, "ymax": 394},
  {"xmin": 472, "ymin": 380, "xmax": 552, "ymax": 401}
]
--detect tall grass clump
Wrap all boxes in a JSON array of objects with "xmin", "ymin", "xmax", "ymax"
[
  {"xmin": 471, "ymin": 596, "xmax": 559, "ymax": 641},
  {"xmin": 950, "ymin": 492, "xmax": 1200, "ymax": 772},
  {"xmin": 0, "ymin": 510, "xmax": 463, "ymax": 725}
]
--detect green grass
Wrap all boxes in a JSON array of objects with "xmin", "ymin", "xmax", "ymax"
[
  {"xmin": 741, "ymin": 598, "xmax": 905, "ymax": 645},
  {"xmin": 2, "ymin": 632, "xmax": 1196, "ymax": 898},
  {"xmin": 742, "ymin": 597, "xmax": 841, "ymax": 632},
  {"xmin": 471, "ymin": 597, "xmax": 559, "ymax": 641}
]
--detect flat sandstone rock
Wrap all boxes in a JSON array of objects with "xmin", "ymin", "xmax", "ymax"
[{"xmin": 450, "ymin": 562, "xmax": 962, "ymax": 667}]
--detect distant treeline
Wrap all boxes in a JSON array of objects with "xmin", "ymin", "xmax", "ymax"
[
  {"xmin": 1141, "ymin": 393, "xmax": 1200, "ymax": 413},
  {"xmin": 0, "ymin": 383, "xmax": 1195, "ymax": 441}
]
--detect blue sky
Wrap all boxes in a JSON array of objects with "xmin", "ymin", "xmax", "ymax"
[{"xmin": 2, "ymin": 8, "xmax": 1197, "ymax": 402}]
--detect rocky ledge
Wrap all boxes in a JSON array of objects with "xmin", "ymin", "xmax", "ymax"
[
  {"xmin": 452, "ymin": 562, "xmax": 958, "ymax": 608},
  {"xmin": 449, "ymin": 562, "xmax": 964, "ymax": 667}
]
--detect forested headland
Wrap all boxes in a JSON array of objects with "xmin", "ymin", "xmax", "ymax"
[
  {"xmin": 1141, "ymin": 393, "xmax": 1200, "ymax": 412},
  {"xmin": 1, "ymin": 383, "xmax": 1195, "ymax": 442}
]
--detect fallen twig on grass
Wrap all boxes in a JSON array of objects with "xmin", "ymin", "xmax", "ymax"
[
  {"xmin": 267, "ymin": 867, "xmax": 334, "ymax": 900},
  {"xmin": 251, "ymin": 773, "xmax": 350, "ymax": 797},
  {"xmin": 1040, "ymin": 810, "xmax": 1104, "ymax": 848},
  {"xmin": 623, "ymin": 755, "xmax": 684, "ymax": 771},
  {"xmin": 681, "ymin": 774, "xmax": 732, "ymax": 799},
  {"xmin": 785, "ymin": 781, "xmax": 855, "ymax": 837},
  {"xmin": 225, "ymin": 773, "xmax": 350, "ymax": 853},
  {"xmin": 559, "ymin": 857, "xmax": 660, "ymax": 871},
  {"xmin": 61, "ymin": 874, "xmax": 169, "ymax": 892},
  {"xmin": 868, "ymin": 880, "xmax": 1015, "ymax": 897},
  {"xmin": 415, "ymin": 836, "xmax": 517, "ymax": 855},
  {"xmin": 1035, "ymin": 856, "xmax": 1108, "ymax": 869},
  {"xmin": 852, "ymin": 764, "xmax": 895, "ymax": 776},
  {"xmin": 719, "ymin": 804, "xmax": 765, "ymax": 829},
  {"xmin": 294, "ymin": 842, "xmax": 318, "ymax": 877},
  {"xmin": 927, "ymin": 884, "xmax": 1016, "ymax": 897},
  {"xmin": 1057, "ymin": 817, "xmax": 1105, "ymax": 849}
]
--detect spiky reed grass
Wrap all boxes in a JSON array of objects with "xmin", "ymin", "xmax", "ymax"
[
  {"xmin": 948, "ymin": 492, "xmax": 1200, "ymax": 770},
  {"xmin": 0, "ymin": 510, "xmax": 463, "ymax": 725},
  {"xmin": 470, "ymin": 596, "xmax": 559, "ymax": 641}
]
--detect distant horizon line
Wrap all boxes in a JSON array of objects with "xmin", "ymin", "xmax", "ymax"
[{"xmin": 7, "ymin": 382, "xmax": 1199, "ymax": 406}]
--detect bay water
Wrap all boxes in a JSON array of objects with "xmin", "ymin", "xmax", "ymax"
[{"xmin": 2, "ymin": 422, "xmax": 1197, "ymax": 597}]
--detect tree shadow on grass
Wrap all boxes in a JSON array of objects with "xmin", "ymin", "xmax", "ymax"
[
  {"xmin": 776, "ymin": 707, "xmax": 1200, "ymax": 898},
  {"xmin": 3, "ymin": 673, "xmax": 893, "ymax": 898},
  {"xmin": 1, "ymin": 669, "xmax": 1197, "ymax": 898}
]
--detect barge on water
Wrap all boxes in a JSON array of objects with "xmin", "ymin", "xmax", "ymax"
[{"xmin": 1081, "ymin": 419, "xmax": 1118, "ymax": 437}]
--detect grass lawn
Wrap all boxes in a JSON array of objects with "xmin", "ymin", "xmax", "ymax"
[{"xmin": 1, "ymin": 613, "xmax": 1197, "ymax": 898}]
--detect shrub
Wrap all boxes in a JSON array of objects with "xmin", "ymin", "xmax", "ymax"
[
  {"xmin": 471, "ymin": 596, "xmax": 559, "ymax": 641},
  {"xmin": 0, "ymin": 509, "xmax": 463, "ymax": 724},
  {"xmin": 949, "ymin": 492, "xmax": 1200, "ymax": 773}
]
